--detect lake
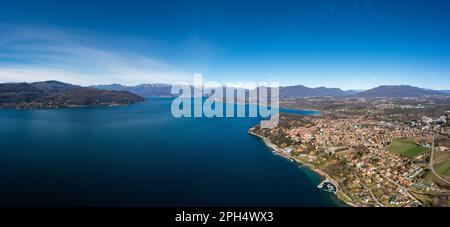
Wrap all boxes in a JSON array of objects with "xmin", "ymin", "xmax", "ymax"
[{"xmin": 0, "ymin": 97, "xmax": 341, "ymax": 206}]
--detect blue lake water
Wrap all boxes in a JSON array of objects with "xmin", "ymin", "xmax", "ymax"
[{"xmin": 0, "ymin": 97, "xmax": 340, "ymax": 206}]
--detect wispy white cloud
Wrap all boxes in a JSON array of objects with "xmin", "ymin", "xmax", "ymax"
[{"xmin": 0, "ymin": 25, "xmax": 192, "ymax": 85}]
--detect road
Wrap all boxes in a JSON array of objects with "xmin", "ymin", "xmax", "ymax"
[
  {"xmin": 380, "ymin": 174, "xmax": 422, "ymax": 205},
  {"xmin": 429, "ymin": 135, "xmax": 450, "ymax": 186},
  {"xmin": 352, "ymin": 172, "xmax": 384, "ymax": 207}
]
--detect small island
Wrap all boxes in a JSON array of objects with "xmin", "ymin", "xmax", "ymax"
[{"xmin": 0, "ymin": 80, "xmax": 145, "ymax": 109}]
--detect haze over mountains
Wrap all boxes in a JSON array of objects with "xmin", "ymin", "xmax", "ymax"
[
  {"xmin": 0, "ymin": 80, "xmax": 448, "ymax": 109},
  {"xmin": 92, "ymin": 83, "xmax": 448, "ymax": 98},
  {"xmin": 278, "ymin": 85, "xmax": 353, "ymax": 98},
  {"xmin": 92, "ymin": 84, "xmax": 172, "ymax": 97},
  {"xmin": 356, "ymin": 85, "xmax": 446, "ymax": 98}
]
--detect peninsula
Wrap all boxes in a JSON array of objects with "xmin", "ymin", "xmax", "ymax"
[{"xmin": 0, "ymin": 81, "xmax": 145, "ymax": 109}]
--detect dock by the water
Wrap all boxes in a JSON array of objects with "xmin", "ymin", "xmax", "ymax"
[{"xmin": 317, "ymin": 179, "xmax": 337, "ymax": 194}]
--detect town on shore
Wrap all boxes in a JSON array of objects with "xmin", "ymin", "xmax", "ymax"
[{"xmin": 250, "ymin": 96, "xmax": 450, "ymax": 207}]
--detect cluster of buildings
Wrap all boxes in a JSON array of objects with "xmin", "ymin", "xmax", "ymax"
[
  {"xmin": 275, "ymin": 97, "xmax": 450, "ymax": 206},
  {"xmin": 276, "ymin": 114, "xmax": 448, "ymax": 206},
  {"xmin": 286, "ymin": 116, "xmax": 432, "ymax": 155}
]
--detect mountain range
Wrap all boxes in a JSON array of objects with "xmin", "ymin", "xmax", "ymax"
[
  {"xmin": 93, "ymin": 83, "xmax": 448, "ymax": 98},
  {"xmin": 356, "ymin": 85, "xmax": 446, "ymax": 97},
  {"xmin": 1, "ymin": 81, "xmax": 447, "ymax": 109},
  {"xmin": 0, "ymin": 81, "xmax": 144, "ymax": 109},
  {"xmin": 92, "ymin": 84, "xmax": 172, "ymax": 97},
  {"xmin": 279, "ymin": 85, "xmax": 352, "ymax": 98}
]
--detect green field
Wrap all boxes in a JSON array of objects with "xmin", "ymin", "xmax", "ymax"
[
  {"xmin": 434, "ymin": 159, "xmax": 450, "ymax": 177},
  {"xmin": 387, "ymin": 137, "xmax": 428, "ymax": 158}
]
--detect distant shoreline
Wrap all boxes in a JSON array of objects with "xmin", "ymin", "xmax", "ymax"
[
  {"xmin": 0, "ymin": 81, "xmax": 145, "ymax": 110},
  {"xmin": 0, "ymin": 102, "xmax": 141, "ymax": 110}
]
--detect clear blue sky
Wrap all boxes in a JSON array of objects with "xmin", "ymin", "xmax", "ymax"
[{"xmin": 0, "ymin": 0, "xmax": 449, "ymax": 89}]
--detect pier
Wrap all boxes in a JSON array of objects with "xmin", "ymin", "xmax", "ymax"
[{"xmin": 317, "ymin": 179, "xmax": 337, "ymax": 194}]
